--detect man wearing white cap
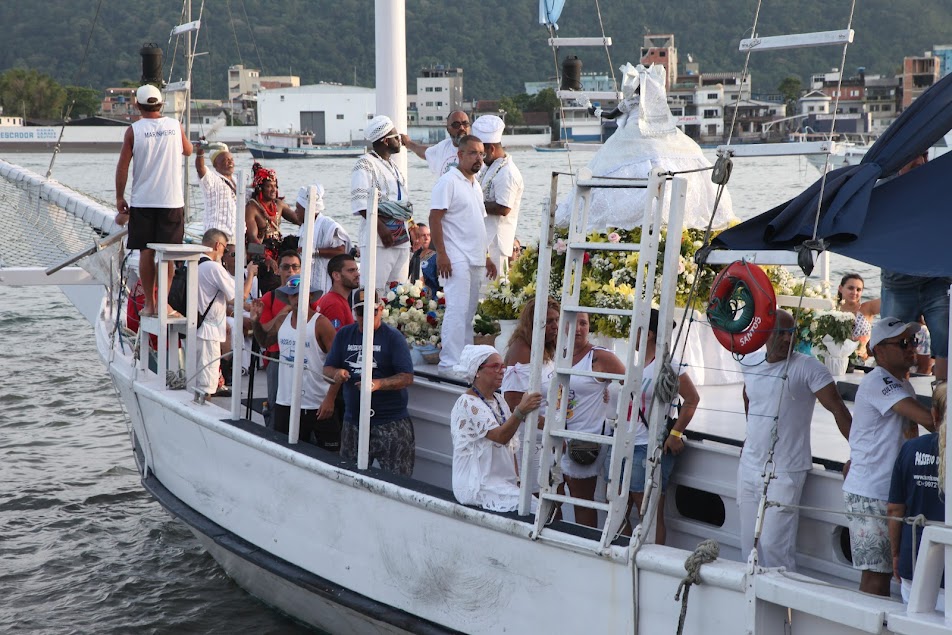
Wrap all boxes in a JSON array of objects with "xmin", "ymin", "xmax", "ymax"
[
  {"xmin": 115, "ymin": 84, "xmax": 193, "ymax": 316},
  {"xmin": 294, "ymin": 184, "xmax": 351, "ymax": 294},
  {"xmin": 194, "ymin": 142, "xmax": 236, "ymax": 240},
  {"xmin": 472, "ymin": 115, "xmax": 524, "ymax": 272},
  {"xmin": 429, "ymin": 135, "xmax": 498, "ymax": 374},
  {"xmin": 350, "ymin": 115, "xmax": 412, "ymax": 291},
  {"xmin": 402, "ymin": 110, "xmax": 471, "ymax": 176},
  {"xmin": 844, "ymin": 316, "xmax": 936, "ymax": 596}
]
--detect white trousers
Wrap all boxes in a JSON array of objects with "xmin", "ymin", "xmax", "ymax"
[
  {"xmin": 362, "ymin": 242, "xmax": 410, "ymax": 292},
  {"xmin": 197, "ymin": 337, "xmax": 221, "ymax": 395},
  {"xmin": 737, "ymin": 466, "xmax": 807, "ymax": 570},
  {"xmin": 439, "ymin": 262, "xmax": 484, "ymax": 370}
]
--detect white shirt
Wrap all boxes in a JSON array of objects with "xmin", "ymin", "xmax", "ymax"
[
  {"xmin": 306, "ymin": 215, "xmax": 352, "ymax": 294},
  {"xmin": 199, "ymin": 170, "xmax": 237, "ymax": 240},
  {"xmin": 451, "ymin": 393, "xmax": 520, "ymax": 512},
  {"xmin": 430, "ymin": 168, "xmax": 488, "ymax": 266},
  {"xmin": 424, "ymin": 137, "xmax": 459, "ymax": 176},
  {"xmin": 480, "ymin": 156, "xmax": 524, "ymax": 258},
  {"xmin": 634, "ymin": 357, "xmax": 687, "ymax": 446},
  {"xmin": 196, "ymin": 258, "xmax": 236, "ymax": 342},
  {"xmin": 740, "ymin": 351, "xmax": 834, "ymax": 473},
  {"xmin": 130, "ymin": 117, "xmax": 185, "ymax": 208},
  {"xmin": 843, "ymin": 366, "xmax": 916, "ymax": 500},
  {"xmin": 350, "ymin": 151, "xmax": 409, "ymax": 248}
]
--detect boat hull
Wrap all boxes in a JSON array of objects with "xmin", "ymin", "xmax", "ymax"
[{"xmin": 245, "ymin": 140, "xmax": 365, "ymax": 159}]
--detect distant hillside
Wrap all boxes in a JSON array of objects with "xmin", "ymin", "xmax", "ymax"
[{"xmin": 1, "ymin": 0, "xmax": 950, "ymax": 101}]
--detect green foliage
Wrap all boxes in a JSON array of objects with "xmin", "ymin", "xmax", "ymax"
[
  {"xmin": 0, "ymin": 68, "xmax": 66, "ymax": 119},
  {"xmin": 0, "ymin": 1, "xmax": 947, "ymax": 103},
  {"xmin": 498, "ymin": 96, "xmax": 524, "ymax": 126},
  {"xmin": 64, "ymin": 85, "xmax": 101, "ymax": 118},
  {"xmin": 777, "ymin": 76, "xmax": 803, "ymax": 116}
]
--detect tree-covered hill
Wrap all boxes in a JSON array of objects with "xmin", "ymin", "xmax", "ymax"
[{"xmin": 1, "ymin": 0, "xmax": 949, "ymax": 102}]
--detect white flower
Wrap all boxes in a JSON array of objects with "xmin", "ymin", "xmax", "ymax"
[
  {"xmin": 554, "ymin": 238, "xmax": 567, "ymax": 255},
  {"xmin": 685, "ymin": 274, "xmax": 695, "ymax": 285},
  {"xmin": 608, "ymin": 232, "xmax": 621, "ymax": 243},
  {"xmin": 693, "ymin": 240, "xmax": 703, "ymax": 249},
  {"xmin": 429, "ymin": 300, "xmax": 437, "ymax": 311},
  {"xmin": 408, "ymin": 286, "xmax": 421, "ymax": 299},
  {"xmin": 386, "ymin": 291, "xmax": 397, "ymax": 302}
]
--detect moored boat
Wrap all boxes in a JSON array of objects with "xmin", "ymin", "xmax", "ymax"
[{"xmin": 245, "ymin": 129, "xmax": 366, "ymax": 159}]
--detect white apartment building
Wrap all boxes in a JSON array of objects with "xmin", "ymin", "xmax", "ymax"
[{"xmin": 413, "ymin": 66, "xmax": 463, "ymax": 124}]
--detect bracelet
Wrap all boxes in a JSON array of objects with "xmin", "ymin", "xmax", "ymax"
[
  {"xmin": 669, "ymin": 429, "xmax": 684, "ymax": 439},
  {"xmin": 513, "ymin": 407, "xmax": 526, "ymax": 421}
]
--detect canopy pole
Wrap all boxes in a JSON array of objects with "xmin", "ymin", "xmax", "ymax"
[
  {"xmin": 288, "ymin": 186, "xmax": 318, "ymax": 444},
  {"xmin": 229, "ymin": 169, "xmax": 249, "ymax": 419},
  {"xmin": 357, "ymin": 190, "xmax": 380, "ymax": 470}
]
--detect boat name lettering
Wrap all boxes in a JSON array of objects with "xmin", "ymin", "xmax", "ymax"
[
  {"xmin": 739, "ymin": 316, "xmax": 761, "ymax": 347},
  {"xmin": 346, "ymin": 344, "xmax": 381, "ymax": 352}
]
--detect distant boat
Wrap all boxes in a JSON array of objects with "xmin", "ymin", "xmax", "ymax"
[
  {"xmin": 245, "ymin": 129, "xmax": 365, "ymax": 159},
  {"xmin": 533, "ymin": 142, "xmax": 567, "ymax": 152}
]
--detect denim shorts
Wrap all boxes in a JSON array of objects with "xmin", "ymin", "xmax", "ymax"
[
  {"xmin": 628, "ymin": 444, "xmax": 677, "ymax": 493},
  {"xmin": 881, "ymin": 277, "xmax": 950, "ymax": 358}
]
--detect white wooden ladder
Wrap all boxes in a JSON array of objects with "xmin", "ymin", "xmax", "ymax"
[{"xmin": 527, "ymin": 168, "xmax": 688, "ymax": 553}]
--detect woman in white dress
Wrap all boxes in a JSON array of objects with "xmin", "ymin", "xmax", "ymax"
[
  {"xmin": 558, "ymin": 63, "xmax": 735, "ymax": 232},
  {"xmin": 450, "ymin": 345, "xmax": 542, "ymax": 512}
]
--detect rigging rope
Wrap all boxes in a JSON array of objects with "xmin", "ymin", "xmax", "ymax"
[
  {"xmin": 723, "ymin": 0, "xmax": 763, "ymax": 145},
  {"xmin": 239, "ymin": 0, "xmax": 267, "ymax": 74},
  {"xmin": 46, "ymin": 0, "xmax": 106, "ymax": 179},
  {"xmin": 226, "ymin": 0, "xmax": 244, "ymax": 67},
  {"xmin": 592, "ymin": 0, "xmax": 617, "ymax": 92},
  {"xmin": 674, "ymin": 539, "xmax": 720, "ymax": 635}
]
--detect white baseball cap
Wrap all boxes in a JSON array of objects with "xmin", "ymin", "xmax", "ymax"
[
  {"xmin": 869, "ymin": 316, "xmax": 921, "ymax": 350},
  {"xmin": 136, "ymin": 85, "xmax": 163, "ymax": 105}
]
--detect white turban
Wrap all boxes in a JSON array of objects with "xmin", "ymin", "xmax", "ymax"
[
  {"xmin": 208, "ymin": 142, "xmax": 230, "ymax": 166},
  {"xmin": 295, "ymin": 184, "xmax": 326, "ymax": 212},
  {"xmin": 453, "ymin": 345, "xmax": 499, "ymax": 384},
  {"xmin": 365, "ymin": 115, "xmax": 395, "ymax": 142},
  {"xmin": 472, "ymin": 115, "xmax": 505, "ymax": 144}
]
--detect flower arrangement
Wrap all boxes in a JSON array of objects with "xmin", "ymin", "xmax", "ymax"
[
  {"xmin": 382, "ymin": 279, "xmax": 444, "ymax": 347},
  {"xmin": 476, "ymin": 276, "xmax": 525, "ymax": 321}
]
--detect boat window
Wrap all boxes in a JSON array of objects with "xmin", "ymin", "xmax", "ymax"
[{"xmin": 673, "ymin": 485, "xmax": 726, "ymax": 527}]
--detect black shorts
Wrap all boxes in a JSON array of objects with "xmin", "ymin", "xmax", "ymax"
[{"xmin": 127, "ymin": 206, "xmax": 185, "ymax": 250}]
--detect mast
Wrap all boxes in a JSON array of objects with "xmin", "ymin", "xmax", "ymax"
[
  {"xmin": 375, "ymin": 0, "xmax": 408, "ymax": 181},
  {"xmin": 183, "ymin": 0, "xmax": 193, "ymax": 214}
]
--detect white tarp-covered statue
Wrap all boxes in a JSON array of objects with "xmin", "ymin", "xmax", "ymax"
[{"xmin": 556, "ymin": 63, "xmax": 736, "ymax": 231}]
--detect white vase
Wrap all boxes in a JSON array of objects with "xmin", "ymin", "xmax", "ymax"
[
  {"xmin": 495, "ymin": 319, "xmax": 519, "ymax": 357},
  {"xmin": 823, "ymin": 355, "xmax": 850, "ymax": 377}
]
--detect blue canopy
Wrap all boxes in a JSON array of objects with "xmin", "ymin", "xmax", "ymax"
[{"xmin": 713, "ymin": 71, "xmax": 952, "ymax": 277}]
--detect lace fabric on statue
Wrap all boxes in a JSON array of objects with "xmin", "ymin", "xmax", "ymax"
[{"xmin": 556, "ymin": 63, "xmax": 736, "ymax": 232}]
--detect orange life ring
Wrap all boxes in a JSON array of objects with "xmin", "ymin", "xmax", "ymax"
[{"xmin": 707, "ymin": 261, "xmax": 777, "ymax": 355}]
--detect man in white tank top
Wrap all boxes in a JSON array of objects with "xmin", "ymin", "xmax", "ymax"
[{"xmin": 114, "ymin": 84, "xmax": 193, "ymax": 316}]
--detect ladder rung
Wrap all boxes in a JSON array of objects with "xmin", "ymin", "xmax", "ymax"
[
  {"xmin": 702, "ymin": 249, "xmax": 800, "ymax": 266},
  {"xmin": 567, "ymin": 241, "xmax": 641, "ymax": 252},
  {"xmin": 549, "ymin": 429, "xmax": 615, "ymax": 444},
  {"xmin": 541, "ymin": 492, "xmax": 610, "ymax": 511},
  {"xmin": 562, "ymin": 304, "xmax": 632, "ymax": 318},
  {"xmin": 556, "ymin": 90, "xmax": 622, "ymax": 101},
  {"xmin": 739, "ymin": 29, "xmax": 854, "ymax": 52},
  {"xmin": 548, "ymin": 37, "xmax": 613, "ymax": 47},
  {"xmin": 554, "ymin": 367, "xmax": 626, "ymax": 382},
  {"xmin": 139, "ymin": 315, "xmax": 187, "ymax": 335},
  {"xmin": 717, "ymin": 141, "xmax": 837, "ymax": 158}
]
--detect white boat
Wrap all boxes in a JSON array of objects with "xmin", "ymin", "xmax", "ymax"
[
  {"xmin": 4, "ymin": 2, "xmax": 952, "ymax": 634},
  {"xmin": 245, "ymin": 129, "xmax": 366, "ymax": 159}
]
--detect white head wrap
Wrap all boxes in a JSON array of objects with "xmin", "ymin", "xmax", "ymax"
[
  {"xmin": 365, "ymin": 115, "xmax": 395, "ymax": 142},
  {"xmin": 453, "ymin": 345, "xmax": 499, "ymax": 384},
  {"xmin": 472, "ymin": 115, "xmax": 505, "ymax": 144},
  {"xmin": 208, "ymin": 142, "xmax": 230, "ymax": 166},
  {"xmin": 295, "ymin": 184, "xmax": 326, "ymax": 212}
]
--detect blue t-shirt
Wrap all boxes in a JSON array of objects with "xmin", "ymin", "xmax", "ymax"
[
  {"xmin": 888, "ymin": 433, "xmax": 945, "ymax": 583},
  {"xmin": 324, "ymin": 322, "xmax": 413, "ymax": 425}
]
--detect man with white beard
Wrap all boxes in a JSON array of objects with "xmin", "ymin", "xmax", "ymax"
[{"xmin": 402, "ymin": 110, "xmax": 472, "ymax": 176}]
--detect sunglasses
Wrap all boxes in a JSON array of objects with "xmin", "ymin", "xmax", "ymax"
[
  {"xmin": 280, "ymin": 263, "xmax": 302, "ymax": 271},
  {"xmin": 449, "ymin": 121, "xmax": 471, "ymax": 129},
  {"xmin": 883, "ymin": 337, "xmax": 918, "ymax": 350},
  {"xmin": 479, "ymin": 362, "xmax": 505, "ymax": 372}
]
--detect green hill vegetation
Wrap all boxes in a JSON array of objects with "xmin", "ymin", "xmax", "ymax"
[{"xmin": 0, "ymin": 0, "xmax": 949, "ymax": 108}]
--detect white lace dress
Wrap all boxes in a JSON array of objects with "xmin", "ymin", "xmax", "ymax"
[
  {"xmin": 450, "ymin": 393, "xmax": 521, "ymax": 512},
  {"xmin": 556, "ymin": 64, "xmax": 735, "ymax": 231}
]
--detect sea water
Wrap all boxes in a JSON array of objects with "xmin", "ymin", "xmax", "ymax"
[{"xmin": 0, "ymin": 149, "xmax": 878, "ymax": 631}]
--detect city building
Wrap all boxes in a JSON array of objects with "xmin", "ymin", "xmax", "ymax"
[
  {"xmin": 256, "ymin": 84, "xmax": 375, "ymax": 145},
  {"xmin": 227, "ymin": 65, "xmax": 300, "ymax": 103},
  {"xmin": 641, "ymin": 34, "xmax": 678, "ymax": 90},
  {"xmin": 864, "ymin": 75, "xmax": 900, "ymax": 133},
  {"xmin": 902, "ymin": 53, "xmax": 940, "ymax": 108},
  {"xmin": 933, "ymin": 45, "xmax": 952, "ymax": 78},
  {"xmin": 101, "ymin": 87, "xmax": 137, "ymax": 119},
  {"xmin": 412, "ymin": 66, "xmax": 463, "ymax": 124}
]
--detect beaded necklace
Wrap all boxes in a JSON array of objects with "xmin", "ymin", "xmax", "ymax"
[{"xmin": 471, "ymin": 384, "xmax": 505, "ymax": 426}]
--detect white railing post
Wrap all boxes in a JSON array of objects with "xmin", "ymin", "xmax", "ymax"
[
  {"xmin": 357, "ymin": 189, "xmax": 380, "ymax": 470},
  {"xmin": 230, "ymin": 169, "xmax": 248, "ymax": 419},
  {"xmin": 288, "ymin": 185, "xmax": 319, "ymax": 444}
]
